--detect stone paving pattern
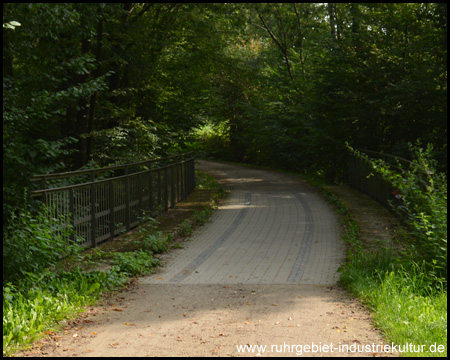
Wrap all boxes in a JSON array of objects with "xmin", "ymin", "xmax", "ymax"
[{"xmin": 142, "ymin": 161, "xmax": 344, "ymax": 285}]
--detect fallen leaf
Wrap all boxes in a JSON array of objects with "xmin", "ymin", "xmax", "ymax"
[
  {"xmin": 244, "ymin": 321, "xmax": 250, "ymax": 325},
  {"xmin": 272, "ymin": 303, "xmax": 279, "ymax": 306},
  {"xmin": 92, "ymin": 332, "xmax": 98, "ymax": 335},
  {"xmin": 247, "ymin": 302, "xmax": 252, "ymax": 305},
  {"xmin": 113, "ymin": 308, "xmax": 123, "ymax": 311},
  {"xmin": 72, "ymin": 333, "xmax": 78, "ymax": 338},
  {"xmin": 157, "ymin": 277, "xmax": 163, "ymax": 280},
  {"xmin": 337, "ymin": 328, "xmax": 342, "ymax": 332}
]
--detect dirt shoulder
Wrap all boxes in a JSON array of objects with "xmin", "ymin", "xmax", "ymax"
[
  {"xmin": 16, "ymin": 164, "xmax": 400, "ymax": 357},
  {"xmin": 324, "ymin": 185, "xmax": 402, "ymax": 252}
]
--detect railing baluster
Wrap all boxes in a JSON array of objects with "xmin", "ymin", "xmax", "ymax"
[
  {"xmin": 90, "ymin": 182, "xmax": 96, "ymax": 248},
  {"xmin": 109, "ymin": 180, "xmax": 115, "ymax": 240},
  {"xmin": 30, "ymin": 152, "xmax": 195, "ymax": 249}
]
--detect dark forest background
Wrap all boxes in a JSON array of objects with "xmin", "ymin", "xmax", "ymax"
[{"xmin": 4, "ymin": 3, "xmax": 447, "ymax": 219}]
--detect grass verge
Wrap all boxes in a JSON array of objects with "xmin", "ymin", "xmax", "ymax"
[{"xmin": 322, "ymin": 188, "xmax": 447, "ymax": 357}]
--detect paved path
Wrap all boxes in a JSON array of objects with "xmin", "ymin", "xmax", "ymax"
[
  {"xmin": 142, "ymin": 161, "xmax": 344, "ymax": 285},
  {"xmin": 25, "ymin": 162, "xmax": 396, "ymax": 357}
]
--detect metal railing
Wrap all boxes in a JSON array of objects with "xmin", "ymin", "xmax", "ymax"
[
  {"xmin": 348, "ymin": 149, "xmax": 403, "ymax": 207},
  {"xmin": 30, "ymin": 152, "xmax": 195, "ymax": 249}
]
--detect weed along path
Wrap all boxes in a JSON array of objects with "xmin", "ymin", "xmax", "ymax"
[{"xmin": 24, "ymin": 161, "xmax": 397, "ymax": 357}]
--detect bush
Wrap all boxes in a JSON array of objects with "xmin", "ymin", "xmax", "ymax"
[
  {"xmin": 348, "ymin": 143, "xmax": 447, "ymax": 280},
  {"xmin": 3, "ymin": 201, "xmax": 83, "ymax": 284}
]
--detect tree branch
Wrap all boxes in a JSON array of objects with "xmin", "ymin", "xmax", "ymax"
[{"xmin": 256, "ymin": 7, "xmax": 294, "ymax": 81}]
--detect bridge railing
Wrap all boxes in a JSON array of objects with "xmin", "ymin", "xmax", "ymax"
[
  {"xmin": 347, "ymin": 149, "xmax": 411, "ymax": 207},
  {"xmin": 30, "ymin": 152, "xmax": 195, "ymax": 249}
]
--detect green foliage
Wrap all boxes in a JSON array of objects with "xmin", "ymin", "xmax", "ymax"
[
  {"xmin": 111, "ymin": 251, "xmax": 159, "ymax": 277},
  {"xmin": 3, "ymin": 268, "xmax": 103, "ymax": 355},
  {"xmin": 192, "ymin": 206, "xmax": 214, "ymax": 227},
  {"xmin": 186, "ymin": 122, "xmax": 232, "ymax": 160},
  {"xmin": 3, "ymin": 201, "xmax": 83, "ymax": 284},
  {"xmin": 195, "ymin": 170, "xmax": 221, "ymax": 190},
  {"xmin": 136, "ymin": 217, "xmax": 170, "ymax": 255},
  {"xmin": 340, "ymin": 251, "xmax": 447, "ymax": 357},
  {"xmin": 327, "ymin": 186, "xmax": 447, "ymax": 357},
  {"xmin": 4, "ymin": 3, "xmax": 446, "ymax": 219},
  {"xmin": 3, "ymin": 244, "xmax": 162, "ymax": 355},
  {"xmin": 348, "ymin": 144, "xmax": 447, "ymax": 279}
]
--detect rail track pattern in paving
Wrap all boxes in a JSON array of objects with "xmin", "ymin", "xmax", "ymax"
[{"xmin": 142, "ymin": 161, "xmax": 344, "ymax": 285}]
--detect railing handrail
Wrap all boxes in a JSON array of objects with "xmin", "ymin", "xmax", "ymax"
[
  {"xmin": 29, "ymin": 156, "xmax": 194, "ymax": 197},
  {"xmin": 30, "ymin": 152, "xmax": 194, "ymax": 182},
  {"xmin": 354, "ymin": 149, "xmax": 433, "ymax": 176},
  {"xmin": 357, "ymin": 149, "xmax": 414, "ymax": 165}
]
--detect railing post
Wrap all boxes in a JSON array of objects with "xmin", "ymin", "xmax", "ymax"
[
  {"xmin": 148, "ymin": 161, "xmax": 153, "ymax": 214},
  {"xmin": 90, "ymin": 182, "xmax": 96, "ymax": 248},
  {"xmin": 69, "ymin": 187, "xmax": 75, "ymax": 243},
  {"xmin": 125, "ymin": 165, "xmax": 130, "ymax": 232},
  {"xmin": 171, "ymin": 164, "xmax": 175, "ymax": 208},
  {"xmin": 138, "ymin": 173, "xmax": 142, "ymax": 214},
  {"xmin": 177, "ymin": 161, "xmax": 181, "ymax": 203},
  {"xmin": 109, "ymin": 180, "xmax": 115, "ymax": 239},
  {"xmin": 157, "ymin": 168, "xmax": 162, "ymax": 212},
  {"xmin": 180, "ymin": 160, "xmax": 185, "ymax": 201},
  {"xmin": 190, "ymin": 156, "xmax": 195, "ymax": 193}
]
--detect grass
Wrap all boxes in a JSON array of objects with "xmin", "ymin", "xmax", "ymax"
[{"xmin": 323, "ymin": 189, "xmax": 447, "ymax": 357}]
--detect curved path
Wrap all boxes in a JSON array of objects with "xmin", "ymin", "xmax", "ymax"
[
  {"xmin": 25, "ymin": 161, "xmax": 395, "ymax": 357},
  {"xmin": 141, "ymin": 160, "xmax": 343, "ymax": 285}
]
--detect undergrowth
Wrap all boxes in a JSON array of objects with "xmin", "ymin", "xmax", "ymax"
[{"xmin": 322, "ymin": 171, "xmax": 447, "ymax": 357}]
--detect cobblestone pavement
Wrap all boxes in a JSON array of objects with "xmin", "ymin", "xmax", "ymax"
[{"xmin": 142, "ymin": 161, "xmax": 344, "ymax": 285}]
